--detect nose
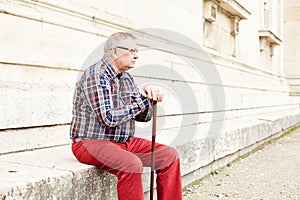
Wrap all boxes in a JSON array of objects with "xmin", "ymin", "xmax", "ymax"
[{"xmin": 133, "ymin": 53, "xmax": 139, "ymax": 59}]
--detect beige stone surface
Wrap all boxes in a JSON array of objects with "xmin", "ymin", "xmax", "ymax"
[
  {"xmin": 1, "ymin": 0, "xmax": 300, "ymax": 198},
  {"xmin": 183, "ymin": 127, "xmax": 300, "ymax": 200}
]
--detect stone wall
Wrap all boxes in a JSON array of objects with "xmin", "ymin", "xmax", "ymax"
[{"xmin": 1, "ymin": 0, "xmax": 300, "ymax": 198}]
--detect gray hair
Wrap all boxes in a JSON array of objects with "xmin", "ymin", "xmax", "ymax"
[{"xmin": 104, "ymin": 32, "xmax": 137, "ymax": 53}]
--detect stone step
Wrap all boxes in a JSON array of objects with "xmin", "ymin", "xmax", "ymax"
[
  {"xmin": 0, "ymin": 145, "xmax": 119, "ymax": 200},
  {"xmin": 1, "ymin": 108, "xmax": 300, "ymax": 200}
]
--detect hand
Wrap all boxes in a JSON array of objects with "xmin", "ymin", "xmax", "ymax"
[{"xmin": 141, "ymin": 85, "xmax": 164, "ymax": 102}]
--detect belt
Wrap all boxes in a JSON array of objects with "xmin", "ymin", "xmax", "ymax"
[
  {"xmin": 72, "ymin": 138, "xmax": 82, "ymax": 143},
  {"xmin": 72, "ymin": 138, "xmax": 132, "ymax": 143}
]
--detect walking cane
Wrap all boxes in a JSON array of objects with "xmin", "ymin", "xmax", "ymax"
[{"xmin": 150, "ymin": 100, "xmax": 157, "ymax": 200}]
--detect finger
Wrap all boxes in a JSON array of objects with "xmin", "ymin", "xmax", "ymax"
[
  {"xmin": 147, "ymin": 88, "xmax": 152, "ymax": 99},
  {"xmin": 157, "ymin": 94, "xmax": 163, "ymax": 102},
  {"xmin": 157, "ymin": 93, "xmax": 163, "ymax": 102},
  {"xmin": 151, "ymin": 89, "xmax": 157, "ymax": 101},
  {"xmin": 141, "ymin": 89, "xmax": 147, "ymax": 97}
]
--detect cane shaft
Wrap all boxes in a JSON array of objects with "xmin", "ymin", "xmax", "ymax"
[{"xmin": 150, "ymin": 101, "xmax": 157, "ymax": 200}]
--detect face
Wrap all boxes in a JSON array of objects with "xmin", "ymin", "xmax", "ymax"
[{"xmin": 112, "ymin": 38, "xmax": 139, "ymax": 72}]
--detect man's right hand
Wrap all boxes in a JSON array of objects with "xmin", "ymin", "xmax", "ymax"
[{"xmin": 141, "ymin": 85, "xmax": 164, "ymax": 102}]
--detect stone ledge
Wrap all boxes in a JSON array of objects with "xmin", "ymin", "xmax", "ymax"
[
  {"xmin": 0, "ymin": 144, "xmax": 155, "ymax": 200},
  {"xmin": 0, "ymin": 145, "xmax": 118, "ymax": 200},
  {"xmin": 1, "ymin": 109, "xmax": 300, "ymax": 200}
]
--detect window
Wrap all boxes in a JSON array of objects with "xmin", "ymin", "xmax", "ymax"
[
  {"xmin": 259, "ymin": 0, "xmax": 282, "ymax": 72},
  {"xmin": 202, "ymin": 0, "xmax": 250, "ymax": 56}
]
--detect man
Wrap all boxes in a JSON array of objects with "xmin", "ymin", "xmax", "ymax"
[{"xmin": 70, "ymin": 32, "xmax": 182, "ymax": 200}]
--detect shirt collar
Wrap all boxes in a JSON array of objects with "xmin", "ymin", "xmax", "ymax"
[{"xmin": 102, "ymin": 55, "xmax": 122, "ymax": 79}]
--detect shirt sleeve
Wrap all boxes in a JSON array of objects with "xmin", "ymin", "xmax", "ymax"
[
  {"xmin": 82, "ymin": 74, "xmax": 150, "ymax": 127},
  {"xmin": 133, "ymin": 97, "xmax": 153, "ymax": 122}
]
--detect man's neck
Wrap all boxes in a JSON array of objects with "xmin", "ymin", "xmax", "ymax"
[{"xmin": 106, "ymin": 54, "xmax": 121, "ymax": 73}]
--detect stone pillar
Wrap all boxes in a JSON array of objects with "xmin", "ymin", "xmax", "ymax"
[{"xmin": 284, "ymin": 0, "xmax": 300, "ymax": 95}]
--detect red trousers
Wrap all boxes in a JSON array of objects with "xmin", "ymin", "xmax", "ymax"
[{"xmin": 72, "ymin": 137, "xmax": 182, "ymax": 200}]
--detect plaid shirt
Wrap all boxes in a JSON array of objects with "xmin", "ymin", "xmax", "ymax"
[{"xmin": 70, "ymin": 56, "xmax": 153, "ymax": 142}]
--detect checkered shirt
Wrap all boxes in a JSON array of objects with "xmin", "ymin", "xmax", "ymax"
[{"xmin": 69, "ymin": 56, "xmax": 152, "ymax": 142}]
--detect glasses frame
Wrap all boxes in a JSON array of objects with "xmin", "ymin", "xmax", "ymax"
[{"xmin": 115, "ymin": 46, "xmax": 139, "ymax": 54}]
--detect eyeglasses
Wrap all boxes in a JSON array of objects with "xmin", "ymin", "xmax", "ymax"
[{"xmin": 115, "ymin": 46, "xmax": 139, "ymax": 54}]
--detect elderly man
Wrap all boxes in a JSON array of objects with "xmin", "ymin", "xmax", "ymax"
[{"xmin": 70, "ymin": 32, "xmax": 182, "ymax": 200}]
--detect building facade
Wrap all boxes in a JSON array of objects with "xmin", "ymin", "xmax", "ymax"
[{"xmin": 1, "ymin": 0, "xmax": 300, "ymax": 198}]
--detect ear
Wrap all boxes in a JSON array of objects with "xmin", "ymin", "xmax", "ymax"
[
  {"xmin": 111, "ymin": 47, "xmax": 117, "ymax": 54},
  {"xmin": 112, "ymin": 48, "xmax": 118, "ymax": 57}
]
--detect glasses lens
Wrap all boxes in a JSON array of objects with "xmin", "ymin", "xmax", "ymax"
[{"xmin": 130, "ymin": 49, "xmax": 138, "ymax": 54}]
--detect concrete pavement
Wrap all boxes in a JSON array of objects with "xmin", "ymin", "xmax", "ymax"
[{"xmin": 183, "ymin": 127, "xmax": 300, "ymax": 200}]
